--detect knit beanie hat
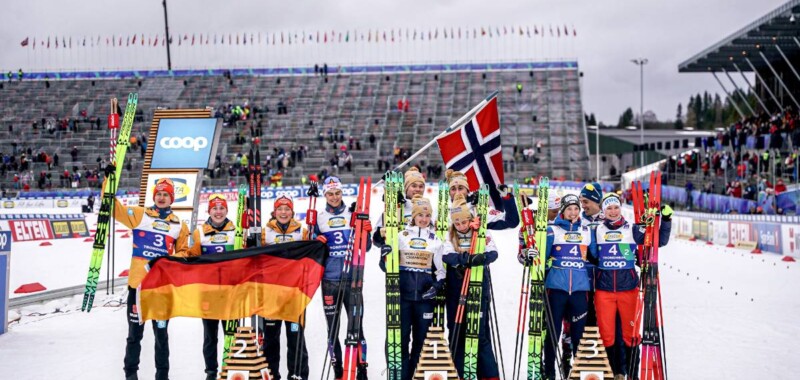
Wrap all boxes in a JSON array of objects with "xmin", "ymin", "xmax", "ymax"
[
  {"xmin": 274, "ymin": 195, "xmax": 294, "ymax": 211},
  {"xmin": 153, "ymin": 178, "xmax": 175, "ymax": 204},
  {"xmin": 207, "ymin": 193, "xmax": 228, "ymax": 212},
  {"xmin": 579, "ymin": 182, "xmax": 603, "ymax": 205},
  {"xmin": 446, "ymin": 169, "xmax": 469, "ymax": 190},
  {"xmin": 602, "ymin": 193, "xmax": 621, "ymax": 211},
  {"xmin": 322, "ymin": 176, "xmax": 342, "ymax": 194},
  {"xmin": 410, "ymin": 195, "xmax": 432, "ymax": 225},
  {"xmin": 404, "ymin": 167, "xmax": 425, "ymax": 194},
  {"xmin": 449, "ymin": 194, "xmax": 473, "ymax": 223},
  {"xmin": 559, "ymin": 194, "xmax": 580, "ymax": 216}
]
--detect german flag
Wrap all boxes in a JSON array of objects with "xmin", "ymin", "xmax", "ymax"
[{"xmin": 137, "ymin": 241, "xmax": 327, "ymax": 323}]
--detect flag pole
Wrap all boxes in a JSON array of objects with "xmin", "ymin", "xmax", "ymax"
[{"xmin": 384, "ymin": 90, "xmax": 499, "ymax": 179}]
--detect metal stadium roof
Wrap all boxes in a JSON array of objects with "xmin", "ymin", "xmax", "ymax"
[{"xmin": 679, "ymin": 0, "xmax": 800, "ymax": 72}]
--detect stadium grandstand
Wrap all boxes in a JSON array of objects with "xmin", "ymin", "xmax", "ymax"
[
  {"xmin": 0, "ymin": 62, "xmax": 589, "ymax": 194},
  {"xmin": 659, "ymin": 0, "xmax": 800, "ymax": 214}
]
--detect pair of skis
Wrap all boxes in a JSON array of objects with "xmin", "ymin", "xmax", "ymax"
[
  {"xmin": 630, "ymin": 171, "xmax": 667, "ymax": 380},
  {"xmin": 341, "ymin": 177, "xmax": 372, "ymax": 380},
  {"xmin": 318, "ymin": 177, "xmax": 372, "ymax": 380},
  {"xmin": 81, "ymin": 93, "xmax": 138, "ymax": 312},
  {"xmin": 383, "ymin": 172, "xmax": 403, "ymax": 380},
  {"xmin": 449, "ymin": 185, "xmax": 489, "ymax": 380},
  {"xmin": 511, "ymin": 178, "xmax": 550, "ymax": 380}
]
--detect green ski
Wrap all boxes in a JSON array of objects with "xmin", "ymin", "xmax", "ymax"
[{"xmin": 81, "ymin": 93, "xmax": 138, "ymax": 312}]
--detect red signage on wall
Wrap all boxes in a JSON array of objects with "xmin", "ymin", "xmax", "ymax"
[{"xmin": 8, "ymin": 220, "xmax": 54, "ymax": 242}]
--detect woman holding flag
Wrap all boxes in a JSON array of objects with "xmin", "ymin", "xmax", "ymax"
[{"xmin": 188, "ymin": 193, "xmax": 238, "ymax": 380}]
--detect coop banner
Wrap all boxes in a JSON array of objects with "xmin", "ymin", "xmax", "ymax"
[{"xmin": 137, "ymin": 241, "xmax": 327, "ymax": 323}]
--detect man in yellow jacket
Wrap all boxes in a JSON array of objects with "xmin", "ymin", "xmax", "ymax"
[{"xmin": 115, "ymin": 178, "xmax": 192, "ymax": 380}]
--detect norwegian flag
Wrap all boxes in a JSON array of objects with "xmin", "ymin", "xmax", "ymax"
[{"xmin": 436, "ymin": 95, "xmax": 505, "ymax": 207}]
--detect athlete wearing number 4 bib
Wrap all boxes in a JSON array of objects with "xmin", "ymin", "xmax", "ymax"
[
  {"xmin": 188, "ymin": 194, "xmax": 237, "ymax": 380},
  {"xmin": 542, "ymin": 194, "xmax": 595, "ymax": 380},
  {"xmin": 115, "ymin": 178, "xmax": 192, "ymax": 380},
  {"xmin": 591, "ymin": 194, "xmax": 671, "ymax": 378}
]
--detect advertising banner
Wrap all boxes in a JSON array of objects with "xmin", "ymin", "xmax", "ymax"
[
  {"xmin": 708, "ymin": 220, "xmax": 730, "ymax": 246},
  {"xmin": 0, "ymin": 231, "xmax": 9, "ymax": 334},
  {"xmin": 729, "ymin": 222, "xmax": 754, "ymax": 246},
  {"xmin": 150, "ymin": 118, "xmax": 221, "ymax": 169},
  {"xmin": 781, "ymin": 225, "xmax": 800, "ymax": 257},
  {"xmin": 8, "ymin": 219, "xmax": 54, "ymax": 242},
  {"xmin": 752, "ymin": 223, "xmax": 782, "ymax": 254},
  {"xmin": 143, "ymin": 172, "xmax": 201, "ymax": 209}
]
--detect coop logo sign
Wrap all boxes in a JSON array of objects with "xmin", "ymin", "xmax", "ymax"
[
  {"xmin": 151, "ymin": 118, "xmax": 220, "ymax": 169},
  {"xmin": 159, "ymin": 136, "xmax": 208, "ymax": 152}
]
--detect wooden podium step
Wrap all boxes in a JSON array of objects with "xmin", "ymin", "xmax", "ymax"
[
  {"xmin": 413, "ymin": 326, "xmax": 459, "ymax": 380},
  {"xmin": 568, "ymin": 326, "xmax": 613, "ymax": 380},
  {"xmin": 219, "ymin": 326, "xmax": 273, "ymax": 380}
]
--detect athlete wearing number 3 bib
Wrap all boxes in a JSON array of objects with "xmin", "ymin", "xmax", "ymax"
[
  {"xmin": 591, "ymin": 193, "xmax": 671, "ymax": 377},
  {"xmin": 543, "ymin": 193, "xmax": 595, "ymax": 380},
  {"xmin": 115, "ymin": 178, "xmax": 191, "ymax": 380}
]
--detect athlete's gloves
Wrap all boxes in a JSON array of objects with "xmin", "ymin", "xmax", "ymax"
[
  {"xmin": 661, "ymin": 204, "xmax": 673, "ymax": 221},
  {"xmin": 465, "ymin": 253, "xmax": 487, "ymax": 267},
  {"xmin": 380, "ymin": 244, "xmax": 392, "ymax": 258},
  {"xmin": 497, "ymin": 184, "xmax": 511, "ymax": 199},
  {"xmin": 306, "ymin": 182, "xmax": 319, "ymax": 197},
  {"xmin": 518, "ymin": 247, "xmax": 539, "ymax": 266}
]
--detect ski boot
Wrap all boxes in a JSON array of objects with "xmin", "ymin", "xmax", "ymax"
[{"xmin": 356, "ymin": 363, "xmax": 368, "ymax": 380}]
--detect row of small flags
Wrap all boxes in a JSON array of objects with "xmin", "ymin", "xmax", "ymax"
[{"xmin": 19, "ymin": 25, "xmax": 578, "ymax": 49}]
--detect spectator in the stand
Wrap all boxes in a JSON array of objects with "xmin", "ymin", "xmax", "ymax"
[
  {"xmin": 53, "ymin": 153, "xmax": 59, "ymax": 167},
  {"xmin": 685, "ymin": 181, "xmax": 694, "ymax": 210},
  {"xmin": 775, "ymin": 178, "xmax": 787, "ymax": 195},
  {"xmin": 314, "ymin": 64, "xmax": 320, "ymax": 76},
  {"xmin": 70, "ymin": 146, "xmax": 79, "ymax": 161},
  {"xmin": 369, "ymin": 133, "xmax": 376, "ymax": 149}
]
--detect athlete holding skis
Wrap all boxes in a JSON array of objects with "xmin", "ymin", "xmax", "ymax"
[
  {"xmin": 187, "ymin": 194, "xmax": 238, "ymax": 380},
  {"xmin": 592, "ymin": 194, "xmax": 671, "ymax": 380},
  {"xmin": 260, "ymin": 195, "xmax": 311, "ymax": 380},
  {"xmin": 442, "ymin": 194, "xmax": 500, "ymax": 380},
  {"xmin": 115, "ymin": 178, "xmax": 191, "ymax": 380},
  {"xmin": 541, "ymin": 194, "xmax": 595, "ymax": 380},
  {"xmin": 314, "ymin": 177, "xmax": 372, "ymax": 380},
  {"xmin": 379, "ymin": 195, "xmax": 446, "ymax": 380}
]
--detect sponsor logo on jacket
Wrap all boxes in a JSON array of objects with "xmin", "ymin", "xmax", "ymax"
[
  {"xmin": 564, "ymin": 232, "xmax": 583, "ymax": 242},
  {"xmin": 152, "ymin": 221, "xmax": 170, "ymax": 232},
  {"xmin": 210, "ymin": 233, "xmax": 229, "ymax": 243},
  {"xmin": 327, "ymin": 216, "xmax": 346, "ymax": 228},
  {"xmin": 409, "ymin": 238, "xmax": 428, "ymax": 250},
  {"xmin": 604, "ymin": 231, "xmax": 623, "ymax": 242}
]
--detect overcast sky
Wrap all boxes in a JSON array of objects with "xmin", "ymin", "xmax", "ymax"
[{"xmin": 0, "ymin": 0, "xmax": 789, "ymax": 125}]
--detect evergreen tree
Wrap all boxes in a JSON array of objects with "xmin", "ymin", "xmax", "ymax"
[
  {"xmin": 589, "ymin": 113, "xmax": 597, "ymax": 126},
  {"xmin": 618, "ymin": 107, "xmax": 634, "ymax": 128},
  {"xmin": 686, "ymin": 107, "xmax": 698, "ymax": 130},
  {"xmin": 674, "ymin": 103, "xmax": 685, "ymax": 129}
]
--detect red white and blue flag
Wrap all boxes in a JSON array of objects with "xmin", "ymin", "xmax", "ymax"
[{"xmin": 436, "ymin": 95, "xmax": 505, "ymax": 207}]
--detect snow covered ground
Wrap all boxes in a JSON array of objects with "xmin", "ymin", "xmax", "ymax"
[{"xmin": 2, "ymin": 199, "xmax": 799, "ymax": 379}]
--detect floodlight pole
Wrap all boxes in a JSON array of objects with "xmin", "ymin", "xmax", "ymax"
[
  {"xmin": 162, "ymin": 0, "xmax": 173, "ymax": 70},
  {"xmin": 631, "ymin": 58, "xmax": 647, "ymax": 167}
]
